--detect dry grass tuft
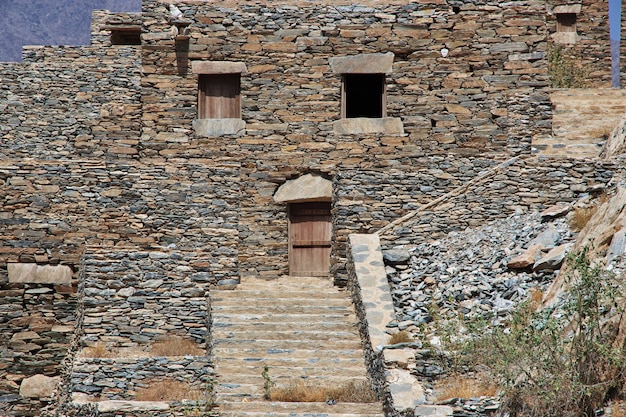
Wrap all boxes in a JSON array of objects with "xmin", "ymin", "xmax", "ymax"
[
  {"xmin": 135, "ymin": 379, "xmax": 201, "ymax": 401},
  {"xmin": 269, "ymin": 380, "xmax": 377, "ymax": 403},
  {"xmin": 528, "ymin": 287, "xmax": 543, "ymax": 310},
  {"xmin": 389, "ymin": 330, "xmax": 413, "ymax": 345},
  {"xmin": 570, "ymin": 206, "xmax": 598, "ymax": 232},
  {"xmin": 570, "ymin": 193, "xmax": 610, "ymax": 232},
  {"xmin": 80, "ymin": 342, "xmax": 116, "ymax": 358},
  {"xmin": 151, "ymin": 336, "xmax": 205, "ymax": 357},
  {"xmin": 432, "ymin": 375, "xmax": 498, "ymax": 402},
  {"xmin": 611, "ymin": 401, "xmax": 626, "ymax": 417}
]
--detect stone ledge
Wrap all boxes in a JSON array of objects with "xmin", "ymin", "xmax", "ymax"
[
  {"xmin": 191, "ymin": 61, "xmax": 247, "ymax": 74},
  {"xmin": 96, "ymin": 401, "xmax": 170, "ymax": 412},
  {"xmin": 329, "ymin": 52, "xmax": 394, "ymax": 74},
  {"xmin": 8, "ymin": 263, "xmax": 72, "ymax": 285},
  {"xmin": 333, "ymin": 117, "xmax": 404, "ymax": 135},
  {"xmin": 193, "ymin": 118, "xmax": 246, "ymax": 137},
  {"xmin": 348, "ymin": 233, "xmax": 426, "ymax": 414}
]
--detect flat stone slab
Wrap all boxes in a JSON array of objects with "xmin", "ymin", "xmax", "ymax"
[
  {"xmin": 507, "ymin": 244, "xmax": 542, "ymax": 269},
  {"xmin": 333, "ymin": 117, "xmax": 404, "ymax": 135},
  {"xmin": 19, "ymin": 374, "xmax": 59, "ymax": 399},
  {"xmin": 193, "ymin": 118, "xmax": 245, "ymax": 137},
  {"xmin": 533, "ymin": 243, "xmax": 570, "ymax": 271},
  {"xmin": 414, "ymin": 405, "xmax": 454, "ymax": 416},
  {"xmin": 274, "ymin": 174, "xmax": 332, "ymax": 203},
  {"xmin": 386, "ymin": 368, "xmax": 425, "ymax": 410},
  {"xmin": 97, "ymin": 400, "xmax": 170, "ymax": 412},
  {"xmin": 329, "ymin": 52, "xmax": 394, "ymax": 74},
  {"xmin": 8, "ymin": 263, "xmax": 72, "ymax": 285}
]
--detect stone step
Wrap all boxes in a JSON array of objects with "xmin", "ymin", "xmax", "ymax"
[
  {"xmin": 213, "ymin": 312, "xmax": 355, "ymax": 322},
  {"xmin": 211, "ymin": 304, "xmax": 354, "ymax": 314},
  {"xmin": 211, "ymin": 290, "xmax": 350, "ymax": 300},
  {"xmin": 216, "ymin": 356, "xmax": 366, "ymax": 368},
  {"xmin": 213, "ymin": 338, "xmax": 363, "ymax": 350},
  {"xmin": 236, "ymin": 276, "xmax": 337, "ymax": 288},
  {"xmin": 215, "ymin": 364, "xmax": 369, "ymax": 378},
  {"xmin": 211, "ymin": 329, "xmax": 360, "ymax": 341},
  {"xmin": 212, "ymin": 321, "xmax": 358, "ymax": 333},
  {"xmin": 217, "ymin": 401, "xmax": 383, "ymax": 416},
  {"xmin": 217, "ymin": 373, "xmax": 369, "ymax": 386},
  {"xmin": 213, "ymin": 347, "xmax": 364, "ymax": 359},
  {"xmin": 211, "ymin": 298, "xmax": 353, "ymax": 313}
]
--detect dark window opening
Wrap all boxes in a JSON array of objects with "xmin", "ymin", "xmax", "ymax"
[
  {"xmin": 110, "ymin": 29, "xmax": 141, "ymax": 45},
  {"xmin": 343, "ymin": 74, "xmax": 385, "ymax": 118},
  {"xmin": 556, "ymin": 13, "xmax": 577, "ymax": 32},
  {"xmin": 198, "ymin": 74, "xmax": 241, "ymax": 119}
]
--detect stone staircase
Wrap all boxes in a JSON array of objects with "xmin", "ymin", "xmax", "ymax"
[{"xmin": 211, "ymin": 275, "xmax": 384, "ymax": 417}]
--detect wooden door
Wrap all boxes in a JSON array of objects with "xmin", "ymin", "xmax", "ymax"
[{"xmin": 289, "ymin": 202, "xmax": 332, "ymax": 277}]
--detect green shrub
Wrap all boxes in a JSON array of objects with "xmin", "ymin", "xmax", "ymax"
[
  {"xmin": 464, "ymin": 248, "xmax": 626, "ymax": 417},
  {"xmin": 548, "ymin": 45, "xmax": 590, "ymax": 88}
]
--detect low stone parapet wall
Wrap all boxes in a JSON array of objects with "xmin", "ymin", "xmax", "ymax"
[
  {"xmin": 70, "ymin": 357, "xmax": 213, "ymax": 401},
  {"xmin": 81, "ymin": 249, "xmax": 211, "ymax": 349},
  {"xmin": 347, "ymin": 233, "xmax": 452, "ymax": 417}
]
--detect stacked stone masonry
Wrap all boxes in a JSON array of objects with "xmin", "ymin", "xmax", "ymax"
[{"xmin": 1, "ymin": 0, "xmax": 625, "ymax": 415}]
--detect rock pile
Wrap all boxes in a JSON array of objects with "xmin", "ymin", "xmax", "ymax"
[{"xmin": 385, "ymin": 208, "xmax": 576, "ymax": 339}]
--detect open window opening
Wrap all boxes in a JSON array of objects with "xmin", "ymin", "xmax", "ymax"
[
  {"xmin": 110, "ymin": 28, "xmax": 141, "ymax": 45},
  {"xmin": 556, "ymin": 13, "xmax": 577, "ymax": 33},
  {"xmin": 342, "ymin": 74, "xmax": 385, "ymax": 118},
  {"xmin": 198, "ymin": 74, "xmax": 241, "ymax": 119}
]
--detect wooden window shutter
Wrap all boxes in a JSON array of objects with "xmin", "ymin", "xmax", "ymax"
[{"xmin": 198, "ymin": 74, "xmax": 241, "ymax": 119}]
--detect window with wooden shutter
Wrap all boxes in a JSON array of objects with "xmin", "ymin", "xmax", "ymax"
[{"xmin": 198, "ymin": 74, "xmax": 241, "ymax": 119}]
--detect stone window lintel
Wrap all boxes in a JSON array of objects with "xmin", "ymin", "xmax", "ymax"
[
  {"xmin": 329, "ymin": 52, "xmax": 394, "ymax": 75},
  {"xmin": 191, "ymin": 61, "xmax": 248, "ymax": 75}
]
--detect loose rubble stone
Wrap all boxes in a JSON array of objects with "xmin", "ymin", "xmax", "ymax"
[
  {"xmin": 507, "ymin": 244, "xmax": 542, "ymax": 269},
  {"xmin": 533, "ymin": 244, "xmax": 571, "ymax": 271},
  {"xmin": 19, "ymin": 375, "xmax": 59, "ymax": 399}
]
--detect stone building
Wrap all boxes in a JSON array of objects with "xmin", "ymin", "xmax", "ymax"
[{"xmin": 0, "ymin": 0, "xmax": 624, "ymax": 415}]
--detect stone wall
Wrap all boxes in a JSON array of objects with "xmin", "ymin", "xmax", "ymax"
[
  {"xmin": 534, "ymin": 89, "xmax": 626, "ymax": 156},
  {"xmin": 0, "ymin": 159, "xmax": 240, "ymax": 282},
  {"xmin": 0, "ymin": 43, "xmax": 141, "ymax": 160},
  {"xmin": 334, "ymin": 156, "xmax": 616, "ymax": 278},
  {"xmin": 140, "ymin": 0, "xmax": 551, "ymax": 157},
  {"xmin": 0, "ymin": 275, "xmax": 78, "ymax": 415},
  {"xmin": 81, "ymin": 249, "xmax": 211, "ymax": 349},
  {"xmin": 71, "ymin": 357, "xmax": 213, "ymax": 401},
  {"xmin": 545, "ymin": 0, "xmax": 626, "ymax": 87}
]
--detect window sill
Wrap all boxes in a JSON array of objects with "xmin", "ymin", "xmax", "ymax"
[
  {"xmin": 193, "ymin": 118, "xmax": 246, "ymax": 137},
  {"xmin": 551, "ymin": 32, "xmax": 578, "ymax": 45},
  {"xmin": 333, "ymin": 117, "xmax": 404, "ymax": 135}
]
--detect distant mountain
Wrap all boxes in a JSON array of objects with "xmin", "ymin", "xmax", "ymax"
[{"xmin": 0, "ymin": 0, "xmax": 141, "ymax": 62}]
